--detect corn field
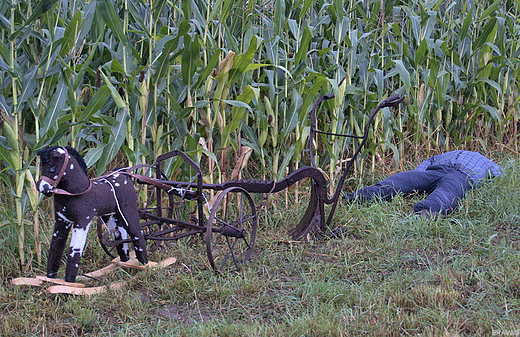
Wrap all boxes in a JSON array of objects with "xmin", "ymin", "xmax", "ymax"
[{"xmin": 0, "ymin": 0, "xmax": 519, "ymax": 266}]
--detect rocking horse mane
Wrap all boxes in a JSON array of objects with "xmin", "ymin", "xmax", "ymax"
[{"xmin": 37, "ymin": 146, "xmax": 88, "ymax": 174}]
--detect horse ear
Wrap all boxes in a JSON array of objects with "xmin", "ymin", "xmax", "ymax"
[{"xmin": 37, "ymin": 146, "xmax": 57, "ymax": 162}]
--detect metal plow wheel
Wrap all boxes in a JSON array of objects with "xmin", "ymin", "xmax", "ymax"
[{"xmin": 206, "ymin": 187, "xmax": 258, "ymax": 273}]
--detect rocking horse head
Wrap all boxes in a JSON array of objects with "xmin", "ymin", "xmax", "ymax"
[
  {"xmin": 36, "ymin": 146, "xmax": 91, "ymax": 197},
  {"xmin": 36, "ymin": 146, "xmax": 148, "ymax": 283}
]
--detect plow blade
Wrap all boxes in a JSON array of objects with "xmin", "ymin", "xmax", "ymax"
[{"xmin": 289, "ymin": 183, "xmax": 324, "ymax": 240}]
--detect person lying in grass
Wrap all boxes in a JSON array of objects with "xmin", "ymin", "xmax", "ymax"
[{"xmin": 343, "ymin": 150, "xmax": 502, "ymax": 217}]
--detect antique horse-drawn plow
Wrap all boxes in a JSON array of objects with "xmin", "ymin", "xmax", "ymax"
[
  {"xmin": 98, "ymin": 92, "xmax": 404, "ymax": 272},
  {"xmin": 13, "ymin": 92, "xmax": 403, "ymax": 294}
]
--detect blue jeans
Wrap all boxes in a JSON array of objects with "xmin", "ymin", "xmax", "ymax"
[{"xmin": 345, "ymin": 165, "xmax": 473, "ymax": 216}]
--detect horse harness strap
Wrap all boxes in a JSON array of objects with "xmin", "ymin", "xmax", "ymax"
[
  {"xmin": 51, "ymin": 183, "xmax": 93, "ymax": 196},
  {"xmin": 127, "ymin": 172, "xmax": 179, "ymax": 193},
  {"xmin": 92, "ymin": 165, "xmax": 176, "ymax": 193},
  {"xmin": 45, "ymin": 151, "xmax": 179, "ymax": 196}
]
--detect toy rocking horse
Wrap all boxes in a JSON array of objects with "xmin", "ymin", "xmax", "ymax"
[{"xmin": 36, "ymin": 146, "xmax": 148, "ymax": 283}]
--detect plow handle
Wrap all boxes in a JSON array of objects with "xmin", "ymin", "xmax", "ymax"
[
  {"xmin": 308, "ymin": 90, "xmax": 405, "ymax": 228},
  {"xmin": 324, "ymin": 93, "xmax": 405, "ymax": 226},
  {"xmin": 292, "ymin": 92, "xmax": 404, "ymax": 240}
]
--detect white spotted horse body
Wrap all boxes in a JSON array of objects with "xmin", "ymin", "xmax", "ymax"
[{"xmin": 36, "ymin": 146, "xmax": 148, "ymax": 283}]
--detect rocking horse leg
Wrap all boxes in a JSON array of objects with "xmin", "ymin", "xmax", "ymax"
[
  {"xmin": 130, "ymin": 228, "xmax": 148, "ymax": 265},
  {"xmin": 64, "ymin": 221, "xmax": 92, "ymax": 283},
  {"xmin": 125, "ymin": 208, "xmax": 148, "ymax": 265},
  {"xmin": 47, "ymin": 218, "xmax": 72, "ymax": 278},
  {"xmin": 116, "ymin": 211, "xmax": 147, "ymax": 265},
  {"xmin": 103, "ymin": 215, "xmax": 130, "ymax": 262},
  {"xmin": 114, "ymin": 225, "xmax": 130, "ymax": 262},
  {"xmin": 132, "ymin": 236, "xmax": 148, "ymax": 265}
]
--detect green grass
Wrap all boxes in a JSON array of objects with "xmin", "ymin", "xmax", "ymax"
[{"xmin": 1, "ymin": 157, "xmax": 520, "ymax": 336}]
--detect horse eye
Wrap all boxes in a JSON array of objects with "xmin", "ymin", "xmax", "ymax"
[{"xmin": 50, "ymin": 166, "xmax": 56, "ymax": 174}]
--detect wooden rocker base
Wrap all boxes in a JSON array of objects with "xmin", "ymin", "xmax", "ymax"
[{"xmin": 11, "ymin": 253, "xmax": 176, "ymax": 296}]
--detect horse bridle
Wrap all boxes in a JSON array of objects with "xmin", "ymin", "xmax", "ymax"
[{"xmin": 40, "ymin": 147, "xmax": 93, "ymax": 196}]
